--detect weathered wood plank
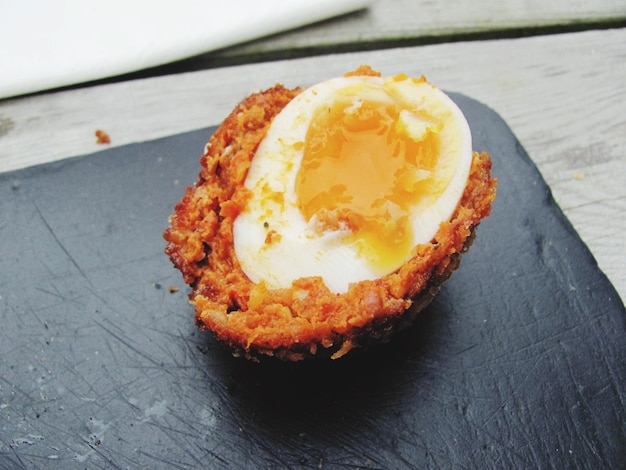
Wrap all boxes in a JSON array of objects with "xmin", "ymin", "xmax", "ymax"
[{"xmin": 205, "ymin": 0, "xmax": 626, "ymax": 60}]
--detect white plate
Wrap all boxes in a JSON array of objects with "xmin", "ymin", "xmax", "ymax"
[{"xmin": 0, "ymin": 0, "xmax": 372, "ymax": 99}]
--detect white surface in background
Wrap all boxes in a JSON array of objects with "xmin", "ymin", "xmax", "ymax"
[{"xmin": 0, "ymin": 0, "xmax": 372, "ymax": 98}]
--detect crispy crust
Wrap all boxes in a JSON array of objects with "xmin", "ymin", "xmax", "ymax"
[{"xmin": 164, "ymin": 76, "xmax": 497, "ymax": 361}]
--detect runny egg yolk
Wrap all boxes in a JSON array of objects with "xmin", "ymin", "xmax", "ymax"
[
  {"xmin": 233, "ymin": 73, "xmax": 472, "ymax": 294},
  {"xmin": 295, "ymin": 97, "xmax": 443, "ymax": 274}
]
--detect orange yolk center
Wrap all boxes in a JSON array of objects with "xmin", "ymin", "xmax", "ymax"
[{"xmin": 295, "ymin": 97, "xmax": 441, "ymax": 274}]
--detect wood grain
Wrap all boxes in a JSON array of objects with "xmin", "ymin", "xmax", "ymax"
[
  {"xmin": 0, "ymin": 28, "xmax": 624, "ymax": 300},
  {"xmin": 212, "ymin": 0, "xmax": 626, "ymax": 58}
]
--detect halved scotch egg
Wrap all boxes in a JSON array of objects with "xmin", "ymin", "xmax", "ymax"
[{"xmin": 164, "ymin": 66, "xmax": 496, "ymax": 361}]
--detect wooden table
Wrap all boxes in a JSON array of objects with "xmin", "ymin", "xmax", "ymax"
[{"xmin": 1, "ymin": 0, "xmax": 624, "ymax": 300}]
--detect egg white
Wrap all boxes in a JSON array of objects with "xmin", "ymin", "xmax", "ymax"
[{"xmin": 232, "ymin": 74, "xmax": 473, "ymax": 293}]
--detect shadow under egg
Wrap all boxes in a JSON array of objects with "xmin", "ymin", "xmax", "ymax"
[{"xmin": 201, "ymin": 294, "xmax": 452, "ymax": 448}]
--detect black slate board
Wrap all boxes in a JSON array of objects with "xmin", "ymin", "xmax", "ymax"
[{"xmin": 1, "ymin": 94, "xmax": 624, "ymax": 469}]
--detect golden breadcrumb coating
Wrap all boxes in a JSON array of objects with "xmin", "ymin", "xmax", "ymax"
[{"xmin": 164, "ymin": 67, "xmax": 497, "ymax": 361}]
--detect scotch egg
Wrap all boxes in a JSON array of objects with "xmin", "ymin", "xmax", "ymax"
[{"xmin": 164, "ymin": 66, "xmax": 496, "ymax": 361}]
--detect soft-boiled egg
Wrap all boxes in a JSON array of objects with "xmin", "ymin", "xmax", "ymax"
[{"xmin": 233, "ymin": 73, "xmax": 473, "ymax": 294}]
